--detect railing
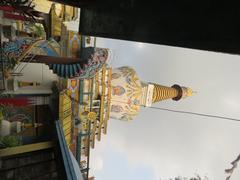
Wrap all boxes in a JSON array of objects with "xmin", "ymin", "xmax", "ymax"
[
  {"xmin": 76, "ymin": 78, "xmax": 94, "ymax": 180},
  {"xmin": 56, "ymin": 120, "xmax": 83, "ymax": 180},
  {"xmin": 59, "ymin": 90, "xmax": 73, "ymax": 147}
]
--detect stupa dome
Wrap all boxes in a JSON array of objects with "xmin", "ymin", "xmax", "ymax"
[{"xmin": 110, "ymin": 66, "xmax": 142, "ymax": 121}]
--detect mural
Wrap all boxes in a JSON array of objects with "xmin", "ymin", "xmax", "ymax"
[
  {"xmin": 112, "ymin": 73, "xmax": 121, "ymax": 79},
  {"xmin": 2, "ymin": 37, "xmax": 109, "ymax": 79},
  {"xmin": 3, "ymin": 37, "xmax": 38, "ymax": 62},
  {"xmin": 2, "ymin": 38, "xmax": 39, "ymax": 78},
  {"xmin": 78, "ymin": 47, "xmax": 109, "ymax": 79},
  {"xmin": 2, "ymin": 38, "xmax": 60, "ymax": 62},
  {"xmin": 110, "ymin": 66, "xmax": 142, "ymax": 121},
  {"xmin": 112, "ymin": 86, "xmax": 125, "ymax": 96},
  {"xmin": 68, "ymin": 79, "xmax": 78, "ymax": 92},
  {"xmin": 110, "ymin": 105, "xmax": 123, "ymax": 113},
  {"xmin": 29, "ymin": 38, "xmax": 61, "ymax": 56},
  {"xmin": 118, "ymin": 66, "xmax": 135, "ymax": 77},
  {"xmin": 68, "ymin": 32, "xmax": 81, "ymax": 58},
  {"xmin": 126, "ymin": 76, "xmax": 142, "ymax": 101},
  {"xmin": 2, "ymin": 37, "xmax": 61, "ymax": 78},
  {"xmin": 121, "ymin": 103, "xmax": 140, "ymax": 121}
]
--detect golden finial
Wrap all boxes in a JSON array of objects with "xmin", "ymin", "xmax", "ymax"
[{"xmin": 181, "ymin": 87, "xmax": 195, "ymax": 98}]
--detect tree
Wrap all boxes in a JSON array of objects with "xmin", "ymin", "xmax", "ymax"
[
  {"xmin": 30, "ymin": 24, "xmax": 46, "ymax": 38},
  {"xmin": 164, "ymin": 175, "xmax": 209, "ymax": 180},
  {"xmin": 225, "ymin": 154, "xmax": 240, "ymax": 180},
  {"xmin": 0, "ymin": 0, "xmax": 51, "ymax": 38}
]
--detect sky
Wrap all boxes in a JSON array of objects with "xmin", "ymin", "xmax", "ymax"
[{"xmin": 88, "ymin": 37, "xmax": 240, "ymax": 180}]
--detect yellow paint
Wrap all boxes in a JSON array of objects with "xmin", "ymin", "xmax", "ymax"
[
  {"xmin": 152, "ymin": 84, "xmax": 178, "ymax": 102},
  {"xmin": 152, "ymin": 84, "xmax": 194, "ymax": 102},
  {"xmin": 97, "ymin": 122, "xmax": 103, "ymax": 141},
  {"xmin": 0, "ymin": 141, "xmax": 54, "ymax": 157},
  {"xmin": 88, "ymin": 112, "xmax": 97, "ymax": 121},
  {"xmin": 62, "ymin": 116, "xmax": 72, "ymax": 126},
  {"xmin": 55, "ymin": 4, "xmax": 63, "ymax": 17},
  {"xmin": 64, "ymin": 5, "xmax": 75, "ymax": 21},
  {"xmin": 82, "ymin": 122, "xmax": 88, "ymax": 130},
  {"xmin": 33, "ymin": 0, "xmax": 53, "ymax": 13},
  {"xmin": 51, "ymin": 4, "xmax": 62, "ymax": 37},
  {"xmin": 103, "ymin": 68, "xmax": 112, "ymax": 134},
  {"xmin": 74, "ymin": 81, "xmax": 79, "ymax": 116},
  {"xmin": 76, "ymin": 65, "xmax": 112, "ymax": 149},
  {"xmin": 64, "ymin": 128, "xmax": 71, "ymax": 136},
  {"xmin": 185, "ymin": 87, "xmax": 194, "ymax": 97},
  {"xmin": 95, "ymin": 72, "xmax": 99, "ymax": 97},
  {"xmin": 90, "ymin": 120, "xmax": 97, "ymax": 148},
  {"xmin": 63, "ymin": 121, "xmax": 71, "ymax": 132},
  {"xmin": 16, "ymin": 21, "xmax": 23, "ymax": 31},
  {"xmin": 59, "ymin": 111, "xmax": 71, "ymax": 120},
  {"xmin": 59, "ymin": 91, "xmax": 72, "ymax": 146},
  {"xmin": 65, "ymin": 133, "xmax": 71, "ymax": 141},
  {"xmin": 97, "ymin": 65, "xmax": 107, "ymax": 141}
]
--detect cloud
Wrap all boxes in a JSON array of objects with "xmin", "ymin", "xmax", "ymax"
[
  {"xmin": 89, "ymin": 136, "xmax": 107, "ymax": 175},
  {"xmin": 94, "ymin": 37, "xmax": 240, "ymax": 180},
  {"xmin": 101, "ymin": 113, "xmax": 240, "ymax": 180},
  {"xmin": 224, "ymin": 96, "xmax": 240, "ymax": 112}
]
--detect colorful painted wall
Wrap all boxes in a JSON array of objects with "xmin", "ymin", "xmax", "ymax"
[{"xmin": 110, "ymin": 66, "xmax": 142, "ymax": 121}]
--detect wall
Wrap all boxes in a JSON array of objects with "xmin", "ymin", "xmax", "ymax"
[
  {"xmin": 16, "ymin": 63, "xmax": 58, "ymax": 86},
  {"xmin": 6, "ymin": 63, "xmax": 58, "ymax": 95}
]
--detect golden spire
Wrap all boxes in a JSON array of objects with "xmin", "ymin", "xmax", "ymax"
[
  {"xmin": 152, "ymin": 83, "xmax": 194, "ymax": 103},
  {"xmin": 152, "ymin": 84, "xmax": 179, "ymax": 102}
]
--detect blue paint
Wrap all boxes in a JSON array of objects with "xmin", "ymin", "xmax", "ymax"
[
  {"xmin": 55, "ymin": 121, "xmax": 82, "ymax": 180},
  {"xmin": 69, "ymin": 65, "xmax": 74, "ymax": 77},
  {"xmin": 65, "ymin": 65, "xmax": 69, "ymax": 78},
  {"xmin": 61, "ymin": 64, "xmax": 65, "ymax": 77},
  {"xmin": 53, "ymin": 64, "xmax": 57, "ymax": 73}
]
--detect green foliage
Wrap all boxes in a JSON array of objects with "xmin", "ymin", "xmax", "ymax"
[
  {"xmin": 2, "ymin": 55, "xmax": 18, "ymax": 78},
  {"xmin": 30, "ymin": 24, "xmax": 46, "ymax": 38},
  {"xmin": 0, "ymin": 105, "xmax": 6, "ymax": 123},
  {"xmin": 0, "ymin": 135, "xmax": 21, "ymax": 149}
]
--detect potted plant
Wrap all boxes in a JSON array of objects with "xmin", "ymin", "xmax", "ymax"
[{"xmin": 0, "ymin": 135, "xmax": 21, "ymax": 149}]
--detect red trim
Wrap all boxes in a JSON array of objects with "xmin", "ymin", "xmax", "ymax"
[
  {"xmin": 0, "ymin": 97, "xmax": 34, "ymax": 106},
  {"xmin": 4, "ymin": 12, "xmax": 28, "ymax": 21},
  {"xmin": 0, "ymin": 6, "xmax": 15, "ymax": 12}
]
